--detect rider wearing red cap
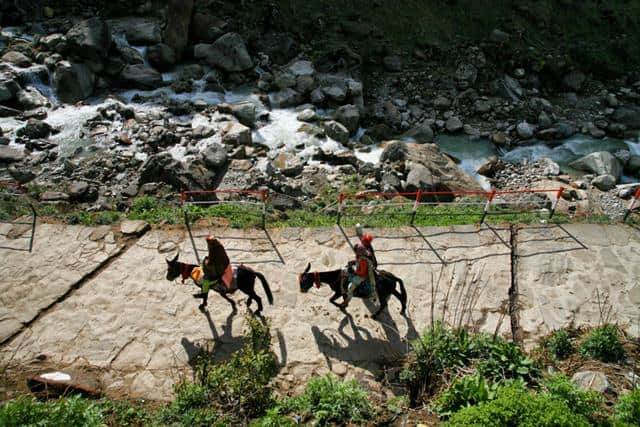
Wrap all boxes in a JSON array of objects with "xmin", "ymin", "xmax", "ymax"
[{"xmin": 340, "ymin": 226, "xmax": 379, "ymax": 308}]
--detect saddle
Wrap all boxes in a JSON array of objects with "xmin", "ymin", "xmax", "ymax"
[{"xmin": 190, "ymin": 265, "xmax": 237, "ymax": 292}]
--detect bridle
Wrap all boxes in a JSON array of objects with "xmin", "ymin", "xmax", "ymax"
[{"xmin": 299, "ymin": 271, "xmax": 322, "ymax": 289}]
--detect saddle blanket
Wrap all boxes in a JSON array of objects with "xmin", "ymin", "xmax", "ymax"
[{"xmin": 190, "ymin": 264, "xmax": 235, "ymax": 291}]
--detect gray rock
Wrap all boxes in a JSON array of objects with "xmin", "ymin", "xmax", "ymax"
[
  {"xmin": 445, "ymin": 117, "xmax": 463, "ymax": 133},
  {"xmin": 614, "ymin": 150, "xmax": 631, "ymax": 166},
  {"xmin": 16, "ymin": 119, "xmax": 51, "ymax": 139},
  {"xmin": 571, "ymin": 371, "xmax": 611, "ymax": 394},
  {"xmin": 108, "ymin": 17, "xmax": 162, "ymax": 45},
  {"xmin": 201, "ymin": 143, "xmax": 228, "ymax": 169},
  {"xmin": 563, "ymin": 71, "xmax": 586, "ymax": 92},
  {"xmin": 474, "ymin": 99, "xmax": 492, "ymax": 114},
  {"xmin": 8, "ymin": 166, "xmax": 35, "ymax": 184},
  {"xmin": 538, "ymin": 111, "xmax": 552, "ymax": 128},
  {"xmin": 222, "ymin": 122, "xmax": 252, "ymax": 145},
  {"xmin": 66, "ymin": 17, "xmax": 111, "ymax": 71},
  {"xmin": 218, "ymin": 101, "xmax": 256, "ymax": 127},
  {"xmin": 592, "ymin": 174, "xmax": 616, "ymax": 191},
  {"xmin": 498, "ymin": 75, "xmax": 523, "ymax": 100},
  {"xmin": 347, "ymin": 79, "xmax": 363, "ymax": 97},
  {"xmin": 120, "ymin": 220, "xmax": 150, "ymax": 236},
  {"xmin": 541, "ymin": 158, "xmax": 560, "ymax": 176},
  {"xmin": 296, "ymin": 75, "xmax": 316, "ymax": 94},
  {"xmin": 310, "ymin": 88, "xmax": 326, "ymax": 105},
  {"xmin": 455, "ymin": 63, "xmax": 477, "ymax": 89},
  {"xmin": 490, "ymin": 29, "xmax": 510, "ymax": 43},
  {"xmin": 2, "ymin": 51, "xmax": 31, "ymax": 67},
  {"xmin": 569, "ymin": 151, "xmax": 622, "ymax": 179},
  {"xmin": 68, "ymin": 181, "xmax": 89, "ymax": 201},
  {"xmin": 288, "ymin": 60, "xmax": 315, "ymax": 77},
  {"xmin": 268, "ymin": 88, "xmax": 303, "ymax": 108},
  {"xmin": 0, "ymin": 146, "xmax": 25, "ymax": 163},
  {"xmin": 40, "ymin": 191, "xmax": 70, "ymax": 202},
  {"xmin": 323, "ymin": 85, "xmax": 347, "ymax": 103},
  {"xmin": 322, "ymin": 120, "xmax": 350, "ymax": 144},
  {"xmin": 335, "ymin": 104, "xmax": 360, "ymax": 134},
  {"xmin": 139, "ymin": 153, "xmax": 221, "ymax": 191},
  {"xmin": 164, "ymin": 0, "xmax": 194, "ymax": 61},
  {"xmin": 380, "ymin": 141, "xmax": 408, "ymax": 163},
  {"xmin": 297, "ymin": 109, "xmax": 317, "ymax": 122},
  {"xmin": 16, "ymin": 88, "xmax": 48, "ymax": 110},
  {"xmin": 194, "ymin": 33, "xmax": 253, "ymax": 72},
  {"xmin": 517, "ymin": 121, "xmax": 534, "ymax": 139},
  {"xmin": 627, "ymin": 155, "xmax": 640, "ymax": 176},
  {"xmin": 270, "ymin": 192, "xmax": 302, "ymax": 211},
  {"xmin": 405, "ymin": 164, "xmax": 438, "ymax": 192},
  {"xmin": 381, "ymin": 172, "xmax": 401, "ymax": 192},
  {"xmin": 274, "ymin": 71, "xmax": 296, "ymax": 89},
  {"xmin": 433, "ymin": 96, "xmax": 451, "ymax": 110},
  {"xmin": 120, "ymin": 65, "xmax": 163, "ymax": 89},
  {"xmin": 612, "ymin": 107, "xmax": 640, "ymax": 129},
  {"xmin": 383, "ymin": 55, "xmax": 402, "ymax": 72},
  {"xmin": 53, "ymin": 61, "xmax": 95, "ymax": 104},
  {"xmin": 401, "ymin": 121, "xmax": 434, "ymax": 143},
  {"xmin": 298, "ymin": 123, "xmax": 325, "ymax": 138},
  {"xmin": 146, "ymin": 44, "xmax": 176, "ymax": 72}
]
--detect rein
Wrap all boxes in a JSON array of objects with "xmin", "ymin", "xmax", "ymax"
[{"xmin": 313, "ymin": 271, "xmax": 321, "ymax": 289}]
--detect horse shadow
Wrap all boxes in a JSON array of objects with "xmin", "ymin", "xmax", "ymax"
[{"xmin": 311, "ymin": 310, "xmax": 418, "ymax": 376}]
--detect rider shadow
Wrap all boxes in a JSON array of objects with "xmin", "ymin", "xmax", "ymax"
[
  {"xmin": 311, "ymin": 311, "xmax": 416, "ymax": 375},
  {"xmin": 180, "ymin": 309, "xmax": 242, "ymax": 369}
]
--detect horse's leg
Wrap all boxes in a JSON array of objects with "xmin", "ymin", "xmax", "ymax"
[
  {"xmin": 329, "ymin": 291, "xmax": 342, "ymax": 306},
  {"xmin": 251, "ymin": 292, "xmax": 263, "ymax": 313},
  {"xmin": 372, "ymin": 292, "xmax": 390, "ymax": 319},
  {"xmin": 219, "ymin": 291, "xmax": 237, "ymax": 311},
  {"xmin": 391, "ymin": 289, "xmax": 407, "ymax": 314}
]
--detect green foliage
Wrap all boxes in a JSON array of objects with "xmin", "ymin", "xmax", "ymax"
[
  {"xmin": 101, "ymin": 400, "xmax": 151, "ymax": 426},
  {"xmin": 284, "ymin": 374, "xmax": 374, "ymax": 427},
  {"xmin": 65, "ymin": 210, "xmax": 122, "ymax": 226},
  {"xmin": 579, "ymin": 324, "xmax": 625, "ymax": 363},
  {"xmin": 0, "ymin": 394, "xmax": 104, "ymax": 427},
  {"xmin": 155, "ymin": 383, "xmax": 225, "ymax": 427},
  {"xmin": 545, "ymin": 329, "xmax": 574, "ymax": 360},
  {"xmin": 542, "ymin": 374, "xmax": 607, "ymax": 424},
  {"xmin": 249, "ymin": 407, "xmax": 297, "ymax": 427},
  {"xmin": 614, "ymin": 389, "xmax": 640, "ymax": 426},
  {"xmin": 474, "ymin": 337, "xmax": 539, "ymax": 385},
  {"xmin": 445, "ymin": 384, "xmax": 591, "ymax": 427},
  {"xmin": 433, "ymin": 374, "xmax": 499, "ymax": 416}
]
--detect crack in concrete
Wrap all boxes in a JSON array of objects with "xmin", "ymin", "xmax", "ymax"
[{"xmin": 0, "ymin": 233, "xmax": 148, "ymax": 348}]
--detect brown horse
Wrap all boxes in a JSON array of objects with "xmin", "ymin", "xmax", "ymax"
[
  {"xmin": 298, "ymin": 263, "xmax": 407, "ymax": 318},
  {"xmin": 166, "ymin": 253, "xmax": 273, "ymax": 312}
]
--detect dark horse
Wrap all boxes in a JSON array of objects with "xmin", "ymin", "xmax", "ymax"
[
  {"xmin": 165, "ymin": 253, "xmax": 273, "ymax": 313},
  {"xmin": 298, "ymin": 263, "xmax": 407, "ymax": 318}
]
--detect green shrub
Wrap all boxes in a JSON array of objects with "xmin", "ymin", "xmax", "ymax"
[
  {"xmin": 545, "ymin": 329, "xmax": 573, "ymax": 360},
  {"xmin": 155, "ymin": 382, "xmax": 224, "ymax": 427},
  {"xmin": 474, "ymin": 338, "xmax": 540, "ymax": 385},
  {"xmin": 445, "ymin": 384, "xmax": 591, "ymax": 427},
  {"xmin": 614, "ymin": 389, "xmax": 640, "ymax": 426},
  {"xmin": 249, "ymin": 407, "xmax": 297, "ymax": 427},
  {"xmin": 579, "ymin": 325, "xmax": 625, "ymax": 363},
  {"xmin": 543, "ymin": 374, "xmax": 606, "ymax": 424},
  {"xmin": 0, "ymin": 394, "xmax": 104, "ymax": 427},
  {"xmin": 433, "ymin": 374, "xmax": 499, "ymax": 416},
  {"xmin": 285, "ymin": 374, "xmax": 374, "ymax": 427},
  {"xmin": 101, "ymin": 400, "xmax": 151, "ymax": 426}
]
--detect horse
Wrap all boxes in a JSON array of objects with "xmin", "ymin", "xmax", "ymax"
[
  {"xmin": 298, "ymin": 263, "xmax": 407, "ymax": 319},
  {"xmin": 165, "ymin": 253, "xmax": 273, "ymax": 313}
]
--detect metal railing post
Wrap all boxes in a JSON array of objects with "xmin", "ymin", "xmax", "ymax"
[
  {"xmin": 623, "ymin": 187, "xmax": 640, "ymax": 223},
  {"xmin": 410, "ymin": 191, "xmax": 421, "ymax": 226},
  {"xmin": 184, "ymin": 208, "xmax": 201, "ymax": 265},
  {"xmin": 261, "ymin": 190, "xmax": 267, "ymax": 229},
  {"xmin": 480, "ymin": 189, "xmax": 496, "ymax": 225},
  {"xmin": 549, "ymin": 186, "xmax": 564, "ymax": 219},
  {"xmin": 336, "ymin": 194, "xmax": 344, "ymax": 225}
]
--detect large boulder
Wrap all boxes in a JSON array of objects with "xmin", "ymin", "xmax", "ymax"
[
  {"xmin": 288, "ymin": 60, "xmax": 315, "ymax": 77},
  {"xmin": 201, "ymin": 143, "xmax": 228, "ymax": 169},
  {"xmin": 190, "ymin": 13, "xmax": 227, "ymax": 43},
  {"xmin": 445, "ymin": 117, "xmax": 464, "ymax": 133},
  {"xmin": 268, "ymin": 88, "xmax": 303, "ymax": 108},
  {"xmin": 53, "ymin": 61, "xmax": 95, "ymax": 103},
  {"xmin": 164, "ymin": 0, "xmax": 194, "ymax": 61},
  {"xmin": 16, "ymin": 119, "xmax": 51, "ymax": 139},
  {"xmin": 612, "ymin": 107, "xmax": 640, "ymax": 129},
  {"xmin": 65, "ymin": 17, "xmax": 111, "ymax": 71},
  {"xmin": 455, "ymin": 63, "xmax": 477, "ymax": 89},
  {"xmin": 401, "ymin": 121, "xmax": 434, "ymax": 143},
  {"xmin": 120, "ymin": 65, "xmax": 163, "ymax": 89},
  {"xmin": 221, "ymin": 122, "xmax": 252, "ymax": 145},
  {"xmin": 108, "ymin": 17, "xmax": 162, "ymax": 45},
  {"xmin": 569, "ymin": 151, "xmax": 622, "ymax": 180},
  {"xmin": 0, "ymin": 146, "xmax": 25, "ymax": 163},
  {"xmin": 217, "ymin": 102, "xmax": 256, "ymax": 127},
  {"xmin": 194, "ymin": 33, "xmax": 252, "ymax": 72},
  {"xmin": 335, "ymin": 104, "xmax": 360, "ymax": 134},
  {"xmin": 16, "ymin": 88, "xmax": 48, "ymax": 110},
  {"xmin": 1, "ymin": 51, "xmax": 31, "ymax": 67},
  {"xmin": 0, "ymin": 73, "xmax": 20, "ymax": 103},
  {"xmin": 517, "ymin": 121, "xmax": 534, "ymax": 139},
  {"xmin": 322, "ymin": 120, "xmax": 349, "ymax": 144},
  {"xmin": 592, "ymin": 174, "xmax": 616, "ymax": 191},
  {"xmin": 146, "ymin": 44, "xmax": 176, "ymax": 71},
  {"xmin": 563, "ymin": 71, "xmax": 586, "ymax": 92},
  {"xmin": 627, "ymin": 155, "xmax": 640, "ymax": 176},
  {"xmin": 139, "ymin": 152, "xmax": 224, "ymax": 191}
]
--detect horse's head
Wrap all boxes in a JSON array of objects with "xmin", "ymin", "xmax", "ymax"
[
  {"xmin": 165, "ymin": 252, "xmax": 180, "ymax": 281},
  {"xmin": 298, "ymin": 263, "xmax": 314, "ymax": 293}
]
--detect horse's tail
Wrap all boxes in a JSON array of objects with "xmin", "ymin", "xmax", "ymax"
[
  {"xmin": 396, "ymin": 274, "xmax": 407, "ymax": 313},
  {"xmin": 255, "ymin": 271, "xmax": 274, "ymax": 305}
]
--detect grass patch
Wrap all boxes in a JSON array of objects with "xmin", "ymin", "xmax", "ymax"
[{"xmin": 0, "ymin": 395, "xmax": 104, "ymax": 427}]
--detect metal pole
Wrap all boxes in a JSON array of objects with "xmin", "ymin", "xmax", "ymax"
[
  {"xmin": 28, "ymin": 202, "xmax": 36, "ymax": 253},
  {"xmin": 623, "ymin": 187, "xmax": 640, "ymax": 223},
  {"xmin": 480, "ymin": 189, "xmax": 496, "ymax": 225},
  {"xmin": 410, "ymin": 191, "xmax": 421, "ymax": 226},
  {"xmin": 336, "ymin": 193, "xmax": 344, "ymax": 225},
  {"xmin": 261, "ymin": 190, "xmax": 267, "ymax": 229},
  {"xmin": 549, "ymin": 186, "xmax": 564, "ymax": 219},
  {"xmin": 184, "ymin": 209, "xmax": 201, "ymax": 265}
]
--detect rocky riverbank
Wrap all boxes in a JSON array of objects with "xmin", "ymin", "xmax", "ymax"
[{"xmin": 0, "ymin": 2, "xmax": 639, "ymax": 221}]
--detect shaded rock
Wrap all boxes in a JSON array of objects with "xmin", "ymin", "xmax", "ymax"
[
  {"xmin": 274, "ymin": 71, "xmax": 296, "ymax": 89},
  {"xmin": 496, "ymin": 75, "xmax": 523, "ymax": 100},
  {"xmin": 120, "ymin": 65, "xmax": 163, "ymax": 89},
  {"xmin": 0, "ymin": 146, "xmax": 25, "ymax": 163},
  {"xmin": 288, "ymin": 60, "xmax": 315, "ymax": 77},
  {"xmin": 569, "ymin": 151, "xmax": 622, "ymax": 179},
  {"xmin": 40, "ymin": 191, "xmax": 69, "ymax": 202},
  {"xmin": 322, "ymin": 120, "xmax": 349, "ymax": 144},
  {"xmin": 592, "ymin": 174, "xmax": 616, "ymax": 191},
  {"xmin": 108, "ymin": 17, "xmax": 161, "ymax": 45},
  {"xmin": 401, "ymin": 121, "xmax": 434, "ymax": 143},
  {"xmin": 194, "ymin": 33, "xmax": 252, "ymax": 72},
  {"xmin": 476, "ymin": 157, "xmax": 501, "ymax": 177},
  {"xmin": 445, "ymin": 117, "xmax": 463, "ymax": 133},
  {"xmin": 120, "ymin": 220, "xmax": 150, "ymax": 236},
  {"xmin": 571, "ymin": 371, "xmax": 611, "ymax": 394},
  {"xmin": 164, "ymin": 0, "xmax": 194, "ymax": 61},
  {"xmin": 322, "ymin": 85, "xmax": 347, "ymax": 103},
  {"xmin": 68, "ymin": 181, "xmax": 96, "ymax": 202},
  {"xmin": 66, "ymin": 17, "xmax": 111, "ymax": 71},
  {"xmin": 383, "ymin": 101, "xmax": 402, "ymax": 128},
  {"xmin": 474, "ymin": 99, "xmax": 492, "ymax": 114},
  {"xmin": 222, "ymin": 122, "xmax": 252, "ymax": 145},
  {"xmin": 490, "ymin": 29, "xmax": 510, "ymax": 43},
  {"xmin": 383, "ymin": 55, "xmax": 402, "ymax": 72},
  {"xmin": 517, "ymin": 121, "xmax": 534, "ymax": 139},
  {"xmin": 16, "ymin": 119, "xmax": 51, "ymax": 139},
  {"xmin": 254, "ymin": 32, "xmax": 297, "ymax": 65},
  {"xmin": 190, "ymin": 13, "xmax": 226, "ymax": 43},
  {"xmin": 335, "ymin": 104, "xmax": 360, "ymax": 134},
  {"xmin": 433, "ymin": 96, "xmax": 451, "ymax": 110},
  {"xmin": 8, "ymin": 166, "xmax": 35, "ymax": 183},
  {"xmin": 298, "ymin": 123, "xmax": 325, "ymax": 138},
  {"xmin": 310, "ymin": 88, "xmax": 325, "ymax": 105},
  {"xmin": 218, "ymin": 101, "xmax": 256, "ymax": 127},
  {"xmin": 270, "ymin": 192, "xmax": 302, "ymax": 211},
  {"xmin": 2, "ymin": 51, "xmax": 31, "ymax": 67},
  {"xmin": 146, "ymin": 44, "xmax": 176, "ymax": 71},
  {"xmin": 53, "ymin": 61, "xmax": 94, "ymax": 103},
  {"xmin": 201, "ymin": 143, "xmax": 228, "ymax": 169},
  {"xmin": 296, "ymin": 75, "xmax": 316, "ymax": 94},
  {"xmin": 381, "ymin": 172, "xmax": 401, "ymax": 192},
  {"xmin": 40, "ymin": 33, "xmax": 66, "ymax": 52},
  {"xmin": 541, "ymin": 158, "xmax": 560, "ymax": 176},
  {"xmin": 27, "ymin": 371, "xmax": 101, "ymax": 398},
  {"xmin": 271, "ymin": 152, "xmax": 304, "ymax": 177},
  {"xmin": 627, "ymin": 155, "xmax": 640, "ymax": 176},
  {"xmin": 16, "ymin": 88, "xmax": 48, "ymax": 110},
  {"xmin": 268, "ymin": 88, "xmax": 303, "ymax": 108},
  {"xmin": 380, "ymin": 140, "xmax": 408, "ymax": 163},
  {"xmin": 563, "ymin": 71, "xmax": 586, "ymax": 92},
  {"xmin": 455, "ymin": 63, "xmax": 477, "ymax": 89},
  {"xmin": 612, "ymin": 107, "xmax": 640, "ymax": 129},
  {"xmin": 405, "ymin": 164, "xmax": 438, "ymax": 194}
]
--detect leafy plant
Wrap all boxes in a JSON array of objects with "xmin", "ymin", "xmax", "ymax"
[
  {"xmin": 0, "ymin": 394, "xmax": 104, "ymax": 427},
  {"xmin": 155, "ymin": 382, "xmax": 224, "ymax": 427},
  {"xmin": 545, "ymin": 329, "xmax": 574, "ymax": 360},
  {"xmin": 579, "ymin": 324, "xmax": 625, "ymax": 363},
  {"xmin": 101, "ymin": 400, "xmax": 151, "ymax": 427},
  {"xmin": 433, "ymin": 374, "xmax": 499, "ymax": 416},
  {"xmin": 445, "ymin": 384, "xmax": 591, "ymax": 427},
  {"xmin": 543, "ymin": 374, "xmax": 607, "ymax": 424},
  {"xmin": 284, "ymin": 374, "xmax": 374, "ymax": 427},
  {"xmin": 474, "ymin": 337, "xmax": 540, "ymax": 384},
  {"xmin": 614, "ymin": 388, "xmax": 640, "ymax": 426},
  {"xmin": 249, "ymin": 407, "xmax": 297, "ymax": 427}
]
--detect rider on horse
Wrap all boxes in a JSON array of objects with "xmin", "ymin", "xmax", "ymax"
[
  {"xmin": 192, "ymin": 235, "xmax": 233, "ymax": 303},
  {"xmin": 339, "ymin": 230, "xmax": 379, "ymax": 309}
]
